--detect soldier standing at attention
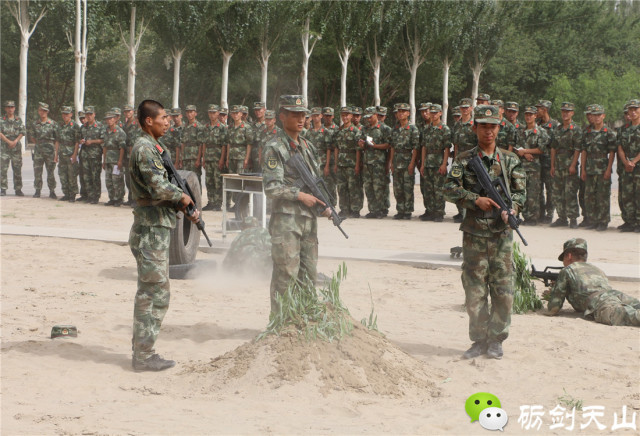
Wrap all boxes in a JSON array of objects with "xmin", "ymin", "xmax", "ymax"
[
  {"xmin": 417, "ymin": 103, "xmax": 432, "ymax": 220},
  {"xmin": 102, "ymin": 112, "xmax": 127, "ymax": 206},
  {"xmin": 201, "ymin": 104, "xmax": 227, "ymax": 211},
  {"xmin": 79, "ymin": 106, "xmax": 105, "ymax": 204},
  {"xmin": 226, "ymin": 105, "xmax": 254, "ymax": 174},
  {"xmin": 493, "ymin": 100, "xmax": 516, "ymax": 151},
  {"xmin": 251, "ymin": 102, "xmax": 267, "ymax": 170},
  {"xmin": 333, "ymin": 106, "xmax": 363, "ymax": 218},
  {"xmin": 77, "ymin": 110, "xmax": 87, "ymax": 201},
  {"xmin": 262, "ymin": 110, "xmax": 281, "ymax": 155},
  {"xmin": 261, "ymin": 95, "xmax": 330, "ymax": 315},
  {"xmin": 159, "ymin": 108, "xmax": 181, "ymax": 163},
  {"xmin": 420, "ymin": 104, "xmax": 451, "ymax": 222},
  {"xmin": 0, "ymin": 100, "xmax": 26, "ymax": 196},
  {"xmin": 359, "ymin": 107, "xmax": 390, "ymax": 219},
  {"xmin": 476, "ymin": 93, "xmax": 490, "ymax": 105},
  {"xmin": 535, "ymin": 100, "xmax": 559, "ymax": 223},
  {"xmin": 29, "ymin": 102, "xmax": 59, "ymax": 199},
  {"xmin": 181, "ymin": 105, "xmax": 203, "ymax": 186},
  {"xmin": 57, "ymin": 106, "xmax": 81, "ymax": 202},
  {"xmin": 580, "ymin": 104, "xmax": 616, "ymax": 231},
  {"xmin": 443, "ymin": 104, "xmax": 526, "ymax": 360},
  {"xmin": 549, "ymin": 102, "xmax": 582, "ymax": 229},
  {"xmin": 377, "ymin": 106, "xmax": 393, "ymax": 217},
  {"xmin": 451, "ymin": 106, "xmax": 462, "ymax": 125},
  {"xmin": 321, "ymin": 107, "xmax": 338, "ymax": 206},
  {"xmin": 129, "ymin": 99, "xmax": 200, "ymax": 371},
  {"xmin": 220, "ymin": 108, "xmax": 229, "ymax": 126},
  {"xmin": 616, "ymin": 101, "xmax": 639, "ymax": 232},
  {"xmin": 389, "ymin": 103, "xmax": 419, "ymax": 220},
  {"xmin": 122, "ymin": 105, "xmax": 141, "ymax": 205},
  {"xmin": 305, "ymin": 107, "xmax": 325, "ymax": 157},
  {"xmin": 452, "ymin": 98, "xmax": 477, "ymax": 222},
  {"xmin": 112, "ymin": 107, "xmax": 124, "ymax": 130},
  {"xmin": 504, "ymin": 101, "xmax": 525, "ymax": 142},
  {"xmin": 352, "ymin": 107, "xmax": 363, "ymax": 130}
]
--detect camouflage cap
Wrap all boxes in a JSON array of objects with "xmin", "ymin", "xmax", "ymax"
[
  {"xmin": 123, "ymin": 104, "xmax": 134, "ymax": 111},
  {"xmin": 253, "ymin": 101, "xmax": 266, "ymax": 110},
  {"xmin": 230, "ymin": 105, "xmax": 242, "ymax": 113},
  {"xmin": 322, "ymin": 107, "xmax": 334, "ymax": 116},
  {"xmin": 352, "ymin": 106, "xmax": 362, "ymax": 115},
  {"xmin": 185, "ymin": 105, "xmax": 197, "ymax": 111},
  {"xmin": 584, "ymin": 104, "xmax": 594, "ymax": 114},
  {"xmin": 78, "ymin": 111, "xmax": 85, "ymax": 118},
  {"xmin": 103, "ymin": 111, "xmax": 115, "ymax": 119},
  {"xmin": 392, "ymin": 103, "xmax": 400, "ymax": 113},
  {"xmin": 38, "ymin": 102, "xmax": 50, "ymax": 111},
  {"xmin": 491, "ymin": 99, "xmax": 504, "ymax": 107},
  {"xmin": 84, "ymin": 106, "xmax": 95, "ymax": 114},
  {"xmin": 560, "ymin": 102, "xmax": 575, "ymax": 111},
  {"xmin": 61, "ymin": 106, "xmax": 73, "ymax": 114},
  {"xmin": 505, "ymin": 101, "xmax": 519, "ymax": 111},
  {"xmin": 430, "ymin": 104, "xmax": 442, "ymax": 113},
  {"xmin": 111, "ymin": 107, "xmax": 121, "ymax": 115},
  {"xmin": 364, "ymin": 106, "xmax": 377, "ymax": 116},
  {"xmin": 558, "ymin": 237, "xmax": 588, "ymax": 261},
  {"xmin": 279, "ymin": 95, "xmax": 308, "ymax": 113},
  {"xmin": 241, "ymin": 105, "xmax": 249, "ymax": 114},
  {"xmin": 305, "ymin": 112, "xmax": 310, "ymax": 118},
  {"xmin": 476, "ymin": 93, "xmax": 491, "ymax": 101},
  {"xmin": 626, "ymin": 98, "xmax": 640, "ymax": 109},
  {"xmin": 340, "ymin": 106, "xmax": 352, "ymax": 114},
  {"xmin": 171, "ymin": 107, "xmax": 181, "ymax": 115},
  {"xmin": 524, "ymin": 105, "xmax": 537, "ymax": 114},
  {"xmin": 376, "ymin": 106, "xmax": 388, "ymax": 116},
  {"xmin": 396, "ymin": 103, "xmax": 410, "ymax": 111},
  {"xmin": 220, "ymin": 107, "xmax": 228, "ymax": 115},
  {"xmin": 459, "ymin": 98, "xmax": 472, "ymax": 108},
  {"xmin": 265, "ymin": 110, "xmax": 275, "ymax": 119},
  {"xmin": 208, "ymin": 104, "xmax": 220, "ymax": 112},
  {"xmin": 310, "ymin": 107, "xmax": 322, "ymax": 115},
  {"xmin": 535, "ymin": 99, "xmax": 552, "ymax": 109},
  {"xmin": 474, "ymin": 105, "xmax": 501, "ymax": 124},
  {"xmin": 51, "ymin": 325, "xmax": 78, "ymax": 339},
  {"xmin": 452, "ymin": 106, "xmax": 461, "ymax": 115},
  {"xmin": 590, "ymin": 104, "xmax": 605, "ymax": 115},
  {"xmin": 624, "ymin": 104, "xmax": 629, "ymax": 113},
  {"xmin": 4, "ymin": 100, "xmax": 16, "ymax": 107},
  {"xmin": 418, "ymin": 102, "xmax": 432, "ymax": 111}
]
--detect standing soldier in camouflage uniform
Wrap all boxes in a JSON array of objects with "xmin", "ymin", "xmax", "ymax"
[
  {"xmin": 476, "ymin": 93, "xmax": 490, "ymax": 105},
  {"xmin": 321, "ymin": 107, "xmax": 338, "ymax": 206},
  {"xmin": 580, "ymin": 104, "xmax": 616, "ymax": 231},
  {"xmin": 417, "ymin": 103, "xmax": 432, "ymax": 219},
  {"xmin": 616, "ymin": 99, "xmax": 640, "ymax": 232},
  {"xmin": 443, "ymin": 104, "xmax": 526, "ymax": 360},
  {"xmin": 57, "ymin": 106, "xmax": 81, "ymax": 202},
  {"xmin": 333, "ymin": 106, "xmax": 363, "ymax": 218},
  {"xmin": 102, "ymin": 112, "xmax": 127, "ymax": 206},
  {"xmin": 550, "ymin": 102, "xmax": 582, "ymax": 229},
  {"xmin": 111, "ymin": 107, "xmax": 124, "ymax": 130},
  {"xmin": 260, "ymin": 110, "xmax": 281, "ymax": 164},
  {"xmin": 451, "ymin": 106, "xmax": 462, "ymax": 125},
  {"xmin": 504, "ymin": 101, "xmax": 525, "ymax": 144},
  {"xmin": 226, "ymin": 105, "xmax": 254, "ymax": 174},
  {"xmin": 389, "ymin": 103, "xmax": 420, "ymax": 220},
  {"xmin": 0, "ymin": 100, "xmax": 26, "ymax": 196},
  {"xmin": 251, "ymin": 102, "xmax": 266, "ymax": 170},
  {"xmin": 377, "ymin": 106, "xmax": 393, "ymax": 216},
  {"xmin": 158, "ymin": 108, "xmax": 180, "ymax": 163},
  {"xmin": 201, "ymin": 104, "xmax": 227, "ymax": 211},
  {"xmin": 352, "ymin": 107, "xmax": 363, "ymax": 130},
  {"xmin": 535, "ymin": 100, "xmax": 559, "ymax": 223},
  {"xmin": 220, "ymin": 108, "xmax": 228, "ymax": 126},
  {"xmin": 493, "ymin": 100, "xmax": 516, "ymax": 150},
  {"xmin": 29, "ymin": 102, "xmax": 59, "ymax": 198},
  {"xmin": 180, "ymin": 105, "xmax": 203, "ymax": 186},
  {"xmin": 359, "ymin": 107, "xmax": 390, "ymax": 219},
  {"xmin": 452, "ymin": 98, "xmax": 477, "ymax": 222},
  {"xmin": 515, "ymin": 105, "xmax": 550, "ymax": 225},
  {"xmin": 544, "ymin": 238, "xmax": 640, "ymax": 326},
  {"xmin": 304, "ymin": 107, "xmax": 325, "ymax": 158},
  {"xmin": 420, "ymin": 104, "xmax": 451, "ymax": 222},
  {"xmin": 122, "ymin": 105, "xmax": 141, "ymax": 205},
  {"xmin": 616, "ymin": 105, "xmax": 631, "ymax": 230},
  {"xmin": 129, "ymin": 99, "xmax": 200, "ymax": 372},
  {"xmin": 80, "ymin": 106, "xmax": 105, "ymax": 204},
  {"xmin": 77, "ymin": 110, "xmax": 87, "ymax": 200}
]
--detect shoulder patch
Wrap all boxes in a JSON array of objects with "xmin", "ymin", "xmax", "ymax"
[
  {"xmin": 153, "ymin": 159, "xmax": 164, "ymax": 170},
  {"xmin": 450, "ymin": 167, "xmax": 463, "ymax": 178},
  {"xmin": 266, "ymin": 156, "xmax": 278, "ymax": 169}
]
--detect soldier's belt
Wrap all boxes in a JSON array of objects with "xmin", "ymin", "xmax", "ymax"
[
  {"xmin": 468, "ymin": 208, "xmax": 497, "ymax": 219},
  {"xmin": 136, "ymin": 198, "xmax": 177, "ymax": 208}
]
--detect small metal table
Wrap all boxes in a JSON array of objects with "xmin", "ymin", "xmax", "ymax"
[{"xmin": 221, "ymin": 174, "xmax": 267, "ymax": 238}]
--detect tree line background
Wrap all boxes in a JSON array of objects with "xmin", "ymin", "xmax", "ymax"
[{"xmin": 2, "ymin": 0, "xmax": 639, "ymax": 127}]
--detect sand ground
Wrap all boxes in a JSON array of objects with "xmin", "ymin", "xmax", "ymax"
[{"xmin": 1, "ymin": 189, "xmax": 639, "ymax": 435}]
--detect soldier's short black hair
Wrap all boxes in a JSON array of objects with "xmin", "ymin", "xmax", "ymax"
[
  {"xmin": 137, "ymin": 99, "xmax": 164, "ymax": 126},
  {"xmin": 568, "ymin": 248, "xmax": 587, "ymax": 261}
]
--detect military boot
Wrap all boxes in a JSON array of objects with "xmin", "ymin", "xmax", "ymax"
[
  {"xmin": 0, "ymin": 189, "xmax": 6, "ymax": 196},
  {"xmin": 33, "ymin": 189, "xmax": 41, "ymax": 198},
  {"xmin": 462, "ymin": 341, "xmax": 487, "ymax": 359},
  {"xmin": 487, "ymin": 341, "xmax": 503, "ymax": 359},
  {"xmin": 132, "ymin": 354, "xmax": 176, "ymax": 372},
  {"xmin": 15, "ymin": 190, "xmax": 24, "ymax": 196},
  {"xmin": 596, "ymin": 223, "xmax": 608, "ymax": 232},
  {"xmin": 569, "ymin": 219, "xmax": 578, "ymax": 229},
  {"xmin": 49, "ymin": 191, "xmax": 57, "ymax": 199},
  {"xmin": 550, "ymin": 218, "xmax": 568, "ymax": 227}
]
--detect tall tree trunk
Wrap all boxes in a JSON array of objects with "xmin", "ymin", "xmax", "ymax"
[
  {"xmin": 73, "ymin": 0, "xmax": 82, "ymax": 121},
  {"xmin": 442, "ymin": 56, "xmax": 451, "ymax": 125},
  {"xmin": 220, "ymin": 50, "xmax": 233, "ymax": 109},
  {"xmin": 300, "ymin": 17, "xmax": 319, "ymax": 105},
  {"xmin": 80, "ymin": 0, "xmax": 87, "ymax": 109},
  {"xmin": 409, "ymin": 59, "xmax": 419, "ymax": 125},
  {"xmin": 470, "ymin": 54, "xmax": 483, "ymax": 107},
  {"xmin": 373, "ymin": 54, "xmax": 381, "ymax": 107},
  {"xmin": 301, "ymin": 52, "xmax": 310, "ymax": 105},
  {"xmin": 338, "ymin": 46, "xmax": 351, "ymax": 108},
  {"xmin": 260, "ymin": 47, "xmax": 270, "ymax": 103},
  {"xmin": 171, "ymin": 47, "xmax": 184, "ymax": 109},
  {"xmin": 127, "ymin": 6, "xmax": 137, "ymax": 107}
]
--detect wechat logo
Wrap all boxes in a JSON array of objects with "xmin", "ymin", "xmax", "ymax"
[{"xmin": 465, "ymin": 392, "xmax": 508, "ymax": 431}]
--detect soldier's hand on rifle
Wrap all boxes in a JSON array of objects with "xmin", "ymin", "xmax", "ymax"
[
  {"xmin": 297, "ymin": 191, "xmax": 325, "ymax": 209},
  {"xmin": 178, "ymin": 193, "xmax": 200, "ymax": 224},
  {"xmin": 475, "ymin": 196, "xmax": 499, "ymax": 212},
  {"xmin": 500, "ymin": 208, "xmax": 516, "ymax": 224}
]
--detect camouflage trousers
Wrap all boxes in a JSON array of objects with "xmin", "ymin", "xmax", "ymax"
[
  {"xmin": 461, "ymin": 230, "xmax": 514, "ymax": 343},
  {"xmin": 590, "ymin": 290, "xmax": 640, "ymax": 326},
  {"xmin": 129, "ymin": 223, "xmax": 171, "ymax": 362},
  {"xmin": 419, "ymin": 173, "xmax": 426, "ymax": 208},
  {"xmin": 182, "ymin": 159, "xmax": 202, "ymax": 187},
  {"xmin": 384, "ymin": 173, "xmax": 391, "ymax": 211},
  {"xmin": 105, "ymin": 163, "xmax": 125, "ymax": 202},
  {"xmin": 81, "ymin": 154, "xmax": 102, "ymax": 200},
  {"xmin": 422, "ymin": 167, "xmax": 446, "ymax": 217},
  {"xmin": 228, "ymin": 158, "xmax": 246, "ymax": 175},
  {"xmin": 124, "ymin": 163, "xmax": 132, "ymax": 202},
  {"xmin": 336, "ymin": 167, "xmax": 363, "ymax": 213},
  {"xmin": 204, "ymin": 161, "xmax": 223, "ymax": 208},
  {"xmin": 1, "ymin": 143, "xmax": 22, "ymax": 190},
  {"xmin": 551, "ymin": 168, "xmax": 580, "ymax": 220},
  {"xmin": 539, "ymin": 164, "xmax": 554, "ymax": 218},
  {"xmin": 522, "ymin": 170, "xmax": 541, "ymax": 221},
  {"xmin": 269, "ymin": 213, "xmax": 318, "ymax": 315},
  {"xmin": 58, "ymin": 154, "xmax": 78, "ymax": 198},
  {"xmin": 392, "ymin": 168, "xmax": 415, "ymax": 214},
  {"xmin": 363, "ymin": 161, "xmax": 387, "ymax": 213},
  {"xmin": 585, "ymin": 173, "xmax": 611, "ymax": 225},
  {"xmin": 33, "ymin": 145, "xmax": 57, "ymax": 192},
  {"xmin": 619, "ymin": 172, "xmax": 640, "ymax": 225},
  {"xmin": 320, "ymin": 158, "xmax": 337, "ymax": 207}
]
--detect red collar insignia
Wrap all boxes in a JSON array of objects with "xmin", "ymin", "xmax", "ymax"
[{"xmin": 155, "ymin": 144, "xmax": 164, "ymax": 153}]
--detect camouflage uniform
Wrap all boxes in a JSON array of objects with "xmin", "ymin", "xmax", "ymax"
[
  {"xmin": 391, "ymin": 120, "xmax": 420, "ymax": 215},
  {"xmin": 123, "ymin": 114, "xmax": 142, "ymax": 202},
  {"xmin": 496, "ymin": 117, "xmax": 516, "ymax": 150},
  {"xmin": 262, "ymin": 98, "xmax": 321, "ymax": 314},
  {"xmin": 550, "ymin": 120, "xmax": 582, "ymax": 221},
  {"xmin": 160, "ymin": 122, "xmax": 181, "ymax": 162},
  {"xmin": 333, "ymin": 121, "xmax": 363, "ymax": 215},
  {"xmin": 222, "ymin": 219, "xmax": 272, "ymax": 275},
  {"xmin": 57, "ymin": 113, "xmax": 81, "ymax": 199},
  {"xmin": 581, "ymin": 124, "xmax": 616, "ymax": 226},
  {"xmin": 80, "ymin": 116, "xmax": 105, "ymax": 201},
  {"xmin": 320, "ymin": 113, "xmax": 338, "ymax": 206},
  {"xmin": 378, "ymin": 108, "xmax": 393, "ymax": 213},
  {"xmin": 453, "ymin": 119, "xmax": 477, "ymax": 155},
  {"xmin": 201, "ymin": 119, "xmax": 227, "ymax": 208},
  {"xmin": 103, "ymin": 122, "xmax": 127, "ymax": 203},
  {"xmin": 1, "ymin": 110, "xmax": 26, "ymax": 192},
  {"xmin": 537, "ymin": 117, "xmax": 560, "ymax": 220},
  {"xmin": 515, "ymin": 123, "xmax": 550, "ymax": 222},
  {"xmin": 422, "ymin": 119, "xmax": 451, "ymax": 218},
  {"xmin": 362, "ymin": 118, "xmax": 391, "ymax": 215},
  {"xmin": 181, "ymin": 118, "xmax": 203, "ymax": 184},
  {"xmin": 443, "ymin": 120, "xmax": 526, "ymax": 345},
  {"xmin": 251, "ymin": 119, "xmax": 266, "ymax": 170},
  {"xmin": 29, "ymin": 114, "xmax": 59, "ymax": 194},
  {"xmin": 619, "ymin": 121, "xmax": 640, "ymax": 226},
  {"xmin": 548, "ymin": 262, "xmax": 639, "ymax": 326},
  {"xmin": 227, "ymin": 120, "xmax": 254, "ymax": 174},
  {"xmin": 129, "ymin": 131, "xmax": 183, "ymax": 364}
]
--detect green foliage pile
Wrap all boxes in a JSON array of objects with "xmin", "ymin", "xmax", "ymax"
[{"xmin": 512, "ymin": 242, "xmax": 543, "ymax": 314}]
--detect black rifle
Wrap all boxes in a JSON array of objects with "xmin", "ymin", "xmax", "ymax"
[
  {"xmin": 159, "ymin": 149, "xmax": 212, "ymax": 247},
  {"xmin": 467, "ymin": 155, "xmax": 528, "ymax": 246},
  {"xmin": 531, "ymin": 265, "xmax": 562, "ymax": 287},
  {"xmin": 287, "ymin": 152, "xmax": 348, "ymax": 239}
]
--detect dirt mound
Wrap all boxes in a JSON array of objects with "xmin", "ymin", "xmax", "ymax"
[{"xmin": 181, "ymin": 318, "xmax": 443, "ymax": 398}]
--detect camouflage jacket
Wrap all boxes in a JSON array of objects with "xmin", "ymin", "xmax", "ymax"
[
  {"xmin": 443, "ymin": 146, "xmax": 526, "ymax": 238},
  {"xmin": 537, "ymin": 118, "xmax": 560, "ymax": 167},
  {"xmin": 618, "ymin": 123, "xmax": 640, "ymax": 177},
  {"xmin": 304, "ymin": 127, "xmax": 326, "ymax": 156},
  {"xmin": 547, "ymin": 262, "xmax": 614, "ymax": 315},
  {"xmin": 422, "ymin": 123, "xmax": 451, "ymax": 168},
  {"xmin": 581, "ymin": 127, "xmax": 617, "ymax": 175},
  {"xmin": 362, "ymin": 122, "xmax": 390, "ymax": 166},
  {"xmin": 320, "ymin": 123, "xmax": 338, "ymax": 165},
  {"xmin": 129, "ymin": 132, "xmax": 183, "ymax": 228},
  {"xmin": 29, "ymin": 118, "xmax": 59, "ymax": 153},
  {"xmin": 391, "ymin": 123, "xmax": 419, "ymax": 169},
  {"xmin": 201, "ymin": 121, "xmax": 228, "ymax": 161},
  {"xmin": 81, "ymin": 121, "xmax": 105, "ymax": 159},
  {"xmin": 1, "ymin": 116, "xmax": 26, "ymax": 145},
  {"xmin": 262, "ymin": 130, "xmax": 321, "ymax": 218},
  {"xmin": 181, "ymin": 120, "xmax": 203, "ymax": 160},
  {"xmin": 550, "ymin": 122, "xmax": 582, "ymax": 170},
  {"xmin": 496, "ymin": 118, "xmax": 516, "ymax": 150},
  {"xmin": 515, "ymin": 126, "xmax": 550, "ymax": 172},
  {"xmin": 123, "ymin": 118, "xmax": 142, "ymax": 149},
  {"xmin": 103, "ymin": 125, "xmax": 127, "ymax": 164},
  {"xmin": 453, "ymin": 119, "xmax": 477, "ymax": 155},
  {"xmin": 57, "ymin": 120, "xmax": 81, "ymax": 156},
  {"xmin": 333, "ymin": 124, "xmax": 362, "ymax": 168},
  {"xmin": 160, "ymin": 124, "xmax": 182, "ymax": 162},
  {"xmin": 227, "ymin": 122, "xmax": 254, "ymax": 161}
]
